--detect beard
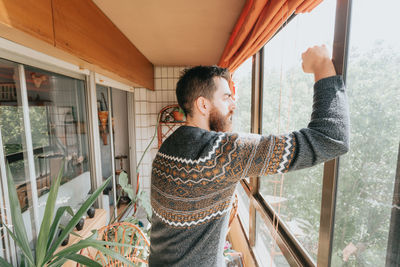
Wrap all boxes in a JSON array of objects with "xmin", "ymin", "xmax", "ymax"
[{"xmin": 209, "ymin": 105, "xmax": 233, "ymax": 132}]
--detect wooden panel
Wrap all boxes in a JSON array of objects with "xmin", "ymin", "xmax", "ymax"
[
  {"xmin": 228, "ymin": 216, "xmax": 258, "ymax": 267},
  {"xmin": 0, "ymin": 0, "xmax": 54, "ymax": 44},
  {"xmin": 52, "ymin": 0, "xmax": 154, "ymax": 89}
]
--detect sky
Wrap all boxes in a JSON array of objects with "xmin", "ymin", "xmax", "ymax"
[{"xmin": 234, "ymin": 0, "xmax": 400, "ymax": 76}]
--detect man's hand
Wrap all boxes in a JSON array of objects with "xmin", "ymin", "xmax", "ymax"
[{"xmin": 302, "ymin": 45, "xmax": 336, "ymax": 82}]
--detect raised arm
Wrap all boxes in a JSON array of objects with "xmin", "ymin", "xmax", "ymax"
[{"xmin": 225, "ymin": 45, "xmax": 350, "ymax": 179}]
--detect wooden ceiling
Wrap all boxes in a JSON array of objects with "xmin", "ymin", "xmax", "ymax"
[{"xmin": 92, "ymin": 0, "xmax": 246, "ymax": 66}]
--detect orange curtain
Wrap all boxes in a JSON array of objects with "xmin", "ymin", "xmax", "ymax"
[{"xmin": 219, "ymin": 0, "xmax": 323, "ymax": 73}]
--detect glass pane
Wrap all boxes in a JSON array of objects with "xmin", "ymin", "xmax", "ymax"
[
  {"xmin": 96, "ymin": 85, "xmax": 116, "ymax": 220},
  {"xmin": 255, "ymin": 212, "xmax": 290, "ymax": 267},
  {"xmin": 232, "ymin": 56, "xmax": 252, "ymax": 133},
  {"xmin": 236, "ymin": 184, "xmax": 250, "ymax": 237},
  {"xmin": 0, "ymin": 59, "xmax": 35, "ymax": 242},
  {"xmin": 111, "ymin": 88, "xmax": 132, "ymax": 218},
  {"xmin": 260, "ymin": 0, "xmax": 336, "ymax": 260},
  {"xmin": 232, "ymin": 57, "xmax": 253, "ymax": 233},
  {"xmin": 24, "ymin": 65, "xmax": 91, "ymax": 226},
  {"xmin": 332, "ymin": 0, "xmax": 400, "ymax": 265}
]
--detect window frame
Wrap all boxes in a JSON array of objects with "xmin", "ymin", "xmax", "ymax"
[{"xmin": 235, "ymin": 0, "xmax": 352, "ymax": 266}]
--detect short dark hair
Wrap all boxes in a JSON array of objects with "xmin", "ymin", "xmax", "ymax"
[{"xmin": 176, "ymin": 65, "xmax": 230, "ymax": 116}]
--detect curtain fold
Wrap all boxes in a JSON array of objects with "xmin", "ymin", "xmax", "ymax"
[{"xmin": 219, "ymin": 0, "xmax": 323, "ymax": 73}]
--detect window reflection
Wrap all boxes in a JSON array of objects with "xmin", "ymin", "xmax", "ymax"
[
  {"xmin": 24, "ymin": 65, "xmax": 91, "ymax": 227},
  {"xmin": 0, "ymin": 59, "xmax": 35, "ymax": 243}
]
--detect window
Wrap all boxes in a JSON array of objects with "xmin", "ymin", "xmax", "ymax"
[
  {"xmin": 24, "ymin": 66, "xmax": 91, "ymax": 227},
  {"xmin": 259, "ymin": 0, "xmax": 337, "ymax": 260},
  {"xmin": 232, "ymin": 56, "xmax": 253, "ymax": 236},
  {"xmin": 0, "ymin": 59, "xmax": 92, "ymax": 247},
  {"xmin": 332, "ymin": 0, "xmax": 400, "ymax": 265},
  {"xmin": 255, "ymin": 212, "xmax": 290, "ymax": 267},
  {"xmin": 232, "ymin": 56, "xmax": 252, "ymax": 134},
  {"xmin": 0, "ymin": 59, "xmax": 36, "ymax": 246}
]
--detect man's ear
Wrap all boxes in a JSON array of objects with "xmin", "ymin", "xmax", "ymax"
[{"xmin": 194, "ymin": 96, "xmax": 210, "ymax": 116}]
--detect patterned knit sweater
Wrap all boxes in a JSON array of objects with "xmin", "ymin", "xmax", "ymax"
[{"xmin": 149, "ymin": 76, "xmax": 349, "ymax": 266}]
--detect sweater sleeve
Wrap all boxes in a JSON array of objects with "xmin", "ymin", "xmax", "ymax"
[{"xmin": 224, "ymin": 75, "xmax": 350, "ymax": 180}]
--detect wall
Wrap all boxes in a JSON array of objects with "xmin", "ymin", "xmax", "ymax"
[
  {"xmin": 134, "ymin": 66, "xmax": 187, "ymax": 194},
  {"xmin": 0, "ymin": 0, "xmax": 153, "ymax": 89}
]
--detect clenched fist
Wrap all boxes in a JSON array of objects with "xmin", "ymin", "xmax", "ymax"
[{"xmin": 301, "ymin": 45, "xmax": 336, "ymax": 82}]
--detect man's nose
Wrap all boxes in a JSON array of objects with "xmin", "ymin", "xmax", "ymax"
[{"xmin": 230, "ymin": 99, "xmax": 236, "ymax": 110}]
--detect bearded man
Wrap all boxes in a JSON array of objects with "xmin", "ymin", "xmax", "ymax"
[{"xmin": 149, "ymin": 45, "xmax": 350, "ymax": 266}]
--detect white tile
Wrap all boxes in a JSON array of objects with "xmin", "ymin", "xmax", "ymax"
[
  {"xmin": 151, "ymin": 114, "xmax": 157, "ymax": 123},
  {"xmin": 140, "ymin": 102, "xmax": 147, "ymax": 114},
  {"xmin": 149, "ymin": 102, "xmax": 155, "ymax": 114},
  {"xmin": 155, "ymin": 79, "xmax": 161, "ymax": 90},
  {"xmin": 167, "ymin": 79, "xmax": 174, "ymax": 90},
  {"xmin": 156, "ymin": 91, "xmax": 162, "ymax": 102},
  {"xmin": 135, "ymin": 117, "xmax": 140, "ymax": 127},
  {"xmin": 142, "ymin": 178, "xmax": 151, "ymax": 188},
  {"xmin": 174, "ymin": 67, "xmax": 180, "ymax": 78},
  {"xmin": 161, "ymin": 91, "xmax": 168, "ymax": 102},
  {"xmin": 141, "ymin": 128, "xmax": 147, "ymax": 139},
  {"xmin": 167, "ymin": 67, "xmax": 174, "ymax": 77},
  {"xmin": 168, "ymin": 91, "xmax": 174, "ymax": 102},
  {"xmin": 147, "ymin": 89, "xmax": 154, "ymax": 100},
  {"xmin": 161, "ymin": 78, "xmax": 168, "ymax": 90},
  {"xmin": 137, "ymin": 115, "xmax": 143, "ymax": 127},
  {"xmin": 136, "ymin": 127, "xmax": 141, "ymax": 139},
  {"xmin": 141, "ymin": 88, "xmax": 148, "ymax": 101},
  {"xmin": 155, "ymin": 66, "xmax": 161, "ymax": 78},
  {"xmin": 156, "ymin": 102, "xmax": 163, "ymax": 111},
  {"xmin": 161, "ymin": 67, "xmax": 168, "ymax": 78},
  {"xmin": 136, "ymin": 142, "xmax": 141, "ymax": 152},
  {"xmin": 145, "ymin": 115, "xmax": 151, "ymax": 127},
  {"xmin": 135, "ymin": 102, "xmax": 140, "ymax": 114}
]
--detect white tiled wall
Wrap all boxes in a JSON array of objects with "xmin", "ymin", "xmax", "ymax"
[{"xmin": 134, "ymin": 66, "xmax": 188, "ymax": 194}]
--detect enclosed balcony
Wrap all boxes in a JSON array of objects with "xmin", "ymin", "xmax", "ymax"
[{"xmin": 0, "ymin": 0, "xmax": 399, "ymax": 266}]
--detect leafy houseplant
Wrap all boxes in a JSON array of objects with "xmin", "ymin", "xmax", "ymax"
[
  {"xmin": 111, "ymin": 113, "xmax": 162, "ymax": 224},
  {"xmin": 0, "ymin": 162, "xmax": 135, "ymax": 267}
]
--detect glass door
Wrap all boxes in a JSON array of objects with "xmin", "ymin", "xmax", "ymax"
[{"xmin": 96, "ymin": 85, "xmax": 132, "ymax": 222}]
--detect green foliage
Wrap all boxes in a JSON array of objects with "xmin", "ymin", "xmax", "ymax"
[
  {"xmin": 0, "ymin": 161, "xmax": 136, "ymax": 266},
  {"xmin": 235, "ymin": 41, "xmax": 399, "ymax": 265},
  {"xmin": 248, "ymin": 42, "xmax": 400, "ymax": 266},
  {"xmin": 116, "ymin": 171, "xmax": 152, "ymax": 223}
]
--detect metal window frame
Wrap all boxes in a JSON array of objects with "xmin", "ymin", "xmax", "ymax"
[
  {"xmin": 0, "ymin": 129, "xmax": 18, "ymax": 265},
  {"xmin": 238, "ymin": 0, "xmax": 352, "ymax": 266},
  {"xmin": 107, "ymin": 87, "xmax": 118, "ymax": 220},
  {"xmin": 317, "ymin": 0, "xmax": 351, "ymax": 266}
]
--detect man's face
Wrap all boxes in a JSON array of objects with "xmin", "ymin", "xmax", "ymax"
[{"xmin": 208, "ymin": 77, "xmax": 236, "ymax": 132}]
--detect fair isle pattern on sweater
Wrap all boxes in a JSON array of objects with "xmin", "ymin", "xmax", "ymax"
[{"xmin": 151, "ymin": 132, "xmax": 296, "ymax": 228}]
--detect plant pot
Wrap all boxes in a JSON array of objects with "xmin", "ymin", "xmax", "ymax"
[
  {"xmin": 98, "ymin": 111, "xmax": 109, "ymax": 145},
  {"xmin": 172, "ymin": 110, "xmax": 185, "ymax": 121},
  {"xmin": 87, "ymin": 206, "xmax": 95, "ymax": 218},
  {"xmin": 76, "ymin": 218, "xmax": 85, "ymax": 231},
  {"xmin": 59, "ymin": 231, "xmax": 69, "ymax": 246},
  {"xmin": 119, "ymin": 196, "xmax": 131, "ymax": 205}
]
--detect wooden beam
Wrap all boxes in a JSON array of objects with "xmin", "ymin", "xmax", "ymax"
[
  {"xmin": 0, "ymin": 0, "xmax": 54, "ymax": 45},
  {"xmin": 52, "ymin": 0, "xmax": 154, "ymax": 90}
]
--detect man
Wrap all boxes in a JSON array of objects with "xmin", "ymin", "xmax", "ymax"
[{"xmin": 149, "ymin": 45, "xmax": 349, "ymax": 266}]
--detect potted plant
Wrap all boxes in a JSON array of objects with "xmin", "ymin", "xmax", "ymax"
[
  {"xmin": 0, "ymin": 162, "xmax": 135, "ymax": 267},
  {"xmin": 172, "ymin": 107, "xmax": 185, "ymax": 122}
]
